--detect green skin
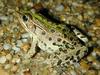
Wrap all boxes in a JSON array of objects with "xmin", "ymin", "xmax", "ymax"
[{"xmin": 16, "ymin": 8, "xmax": 89, "ymax": 68}]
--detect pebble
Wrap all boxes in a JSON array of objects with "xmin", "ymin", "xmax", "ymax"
[
  {"xmin": 0, "ymin": 56, "xmax": 7, "ymax": 64},
  {"xmin": 96, "ymin": 40, "xmax": 100, "ymax": 46},
  {"xmin": 22, "ymin": 38, "xmax": 28, "ymax": 43},
  {"xmin": 16, "ymin": 40, "xmax": 23, "ymax": 47},
  {"xmin": 21, "ymin": 44, "xmax": 30, "ymax": 52},
  {"xmin": 3, "ymin": 43, "xmax": 12, "ymax": 50},
  {"xmin": 11, "ymin": 65, "xmax": 18, "ymax": 72},
  {"xmin": 91, "ymin": 51, "xmax": 96, "ymax": 57},
  {"xmin": 12, "ymin": 58, "xmax": 21, "ymax": 64},
  {"xmin": 55, "ymin": 4, "xmax": 64, "ymax": 11},
  {"xmin": 87, "ymin": 56, "xmax": 95, "ymax": 62},
  {"xmin": 4, "ymin": 64, "xmax": 11, "ymax": 69},
  {"xmin": 70, "ymin": 70, "xmax": 76, "ymax": 75},
  {"xmin": 6, "ymin": 54, "xmax": 12, "ymax": 60},
  {"xmin": 21, "ymin": 33, "xmax": 30, "ymax": 38},
  {"xmin": 0, "ymin": 16, "xmax": 8, "ymax": 21},
  {"xmin": 12, "ymin": 46, "xmax": 20, "ymax": 53}
]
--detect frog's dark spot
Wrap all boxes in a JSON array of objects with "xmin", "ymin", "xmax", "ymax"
[
  {"xmin": 65, "ymin": 61, "xmax": 70, "ymax": 65},
  {"xmin": 44, "ymin": 43, "xmax": 47, "ymax": 46},
  {"xmin": 73, "ymin": 59, "xmax": 77, "ymax": 62},
  {"xmin": 57, "ymin": 59, "xmax": 62, "ymax": 65},
  {"xmin": 59, "ymin": 48, "xmax": 63, "ymax": 51},
  {"xmin": 57, "ymin": 38, "xmax": 62, "ymax": 42},
  {"xmin": 52, "ymin": 42, "xmax": 56, "ymax": 45},
  {"xmin": 41, "ymin": 31, "xmax": 46, "ymax": 35},
  {"xmin": 70, "ymin": 37, "xmax": 73, "ymax": 41},
  {"xmin": 65, "ymin": 57, "xmax": 70, "ymax": 60},
  {"xmin": 80, "ymin": 36, "xmax": 85, "ymax": 38},
  {"xmin": 55, "ymin": 52, "xmax": 60, "ymax": 55},
  {"xmin": 70, "ymin": 56, "xmax": 74, "ymax": 60},
  {"xmin": 62, "ymin": 49, "xmax": 67, "ymax": 53},
  {"xmin": 49, "ymin": 37, "xmax": 52, "ymax": 41},
  {"xmin": 57, "ymin": 26, "xmax": 61, "ymax": 29},
  {"xmin": 76, "ymin": 50, "xmax": 80, "ymax": 55},
  {"xmin": 74, "ymin": 42, "xmax": 77, "ymax": 45},
  {"xmin": 48, "ymin": 47, "xmax": 51, "ymax": 49},
  {"xmin": 50, "ymin": 29, "xmax": 55, "ymax": 33},
  {"xmin": 70, "ymin": 47, "xmax": 75, "ymax": 49},
  {"xmin": 65, "ymin": 44, "xmax": 69, "ymax": 48},
  {"xmin": 62, "ymin": 40, "xmax": 66, "ymax": 44},
  {"xmin": 41, "ymin": 41, "xmax": 43, "ymax": 43},
  {"xmin": 64, "ymin": 34, "xmax": 67, "ymax": 38},
  {"xmin": 77, "ymin": 32, "xmax": 80, "ymax": 35},
  {"xmin": 62, "ymin": 28, "xmax": 66, "ymax": 32},
  {"xmin": 77, "ymin": 56, "xmax": 80, "ymax": 61}
]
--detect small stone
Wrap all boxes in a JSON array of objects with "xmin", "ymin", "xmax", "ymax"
[
  {"xmin": 87, "ymin": 56, "xmax": 95, "ymax": 62},
  {"xmin": 70, "ymin": 70, "xmax": 76, "ymax": 75},
  {"xmin": 16, "ymin": 40, "xmax": 23, "ymax": 47},
  {"xmin": 21, "ymin": 44, "xmax": 30, "ymax": 52},
  {"xmin": 12, "ymin": 46, "xmax": 20, "ymax": 53},
  {"xmin": 12, "ymin": 58, "xmax": 21, "ymax": 64},
  {"xmin": 22, "ymin": 38, "xmax": 28, "ymax": 43},
  {"xmin": 21, "ymin": 33, "xmax": 30, "ymax": 38},
  {"xmin": 55, "ymin": 4, "xmax": 64, "ymax": 11},
  {"xmin": 11, "ymin": 65, "xmax": 18, "ymax": 72},
  {"xmin": 6, "ymin": 54, "xmax": 12, "ymax": 60},
  {"xmin": 0, "ymin": 16, "xmax": 8, "ymax": 21},
  {"xmin": 0, "ymin": 56, "xmax": 7, "ymax": 64},
  {"xmin": 4, "ymin": 64, "xmax": 11, "ymax": 69},
  {"xmin": 96, "ymin": 40, "xmax": 100, "ymax": 46},
  {"xmin": 91, "ymin": 51, "xmax": 96, "ymax": 57},
  {"xmin": 3, "ymin": 43, "xmax": 12, "ymax": 50}
]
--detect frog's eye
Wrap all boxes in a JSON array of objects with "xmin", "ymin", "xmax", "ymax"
[{"xmin": 22, "ymin": 15, "xmax": 29, "ymax": 21}]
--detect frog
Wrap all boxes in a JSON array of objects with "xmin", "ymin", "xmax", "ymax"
[{"xmin": 16, "ymin": 8, "xmax": 92, "ymax": 68}]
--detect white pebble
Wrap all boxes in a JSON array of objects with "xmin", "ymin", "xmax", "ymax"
[
  {"xmin": 0, "ymin": 16, "xmax": 8, "ymax": 21},
  {"xmin": 92, "ymin": 51, "xmax": 96, "ymax": 57},
  {"xmin": 21, "ymin": 33, "xmax": 30, "ymax": 38},
  {"xmin": 6, "ymin": 54, "xmax": 12, "ymax": 60},
  {"xmin": 3, "ymin": 43, "xmax": 12, "ymax": 50},
  {"xmin": 70, "ymin": 70, "xmax": 76, "ymax": 75},
  {"xmin": 55, "ymin": 4, "xmax": 64, "ymax": 11},
  {"xmin": 22, "ymin": 38, "xmax": 28, "ymax": 43},
  {"xmin": 12, "ymin": 58, "xmax": 20, "ymax": 64},
  {"xmin": 0, "ymin": 56, "xmax": 7, "ymax": 64},
  {"xmin": 12, "ymin": 46, "xmax": 20, "ymax": 53},
  {"xmin": 16, "ymin": 40, "xmax": 23, "ymax": 47},
  {"xmin": 4, "ymin": 64, "xmax": 11, "ymax": 69},
  {"xmin": 97, "ymin": 40, "xmax": 100, "ymax": 46}
]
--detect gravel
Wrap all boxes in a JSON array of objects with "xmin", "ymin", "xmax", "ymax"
[
  {"xmin": 3, "ymin": 43, "xmax": 12, "ymax": 50},
  {"xmin": 0, "ymin": 56, "xmax": 7, "ymax": 64}
]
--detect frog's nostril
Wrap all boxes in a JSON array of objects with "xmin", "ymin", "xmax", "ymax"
[{"xmin": 22, "ymin": 15, "xmax": 28, "ymax": 21}]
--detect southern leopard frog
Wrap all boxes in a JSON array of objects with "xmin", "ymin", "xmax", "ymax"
[{"xmin": 16, "ymin": 8, "xmax": 91, "ymax": 66}]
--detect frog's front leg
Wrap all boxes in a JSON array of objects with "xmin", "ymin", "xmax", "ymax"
[{"xmin": 24, "ymin": 34, "xmax": 38, "ymax": 59}]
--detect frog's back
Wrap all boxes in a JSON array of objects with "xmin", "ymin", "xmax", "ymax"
[{"xmin": 31, "ymin": 13, "xmax": 89, "ymax": 64}]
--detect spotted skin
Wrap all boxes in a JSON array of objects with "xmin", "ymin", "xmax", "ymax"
[{"xmin": 16, "ymin": 10, "xmax": 90, "ymax": 68}]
